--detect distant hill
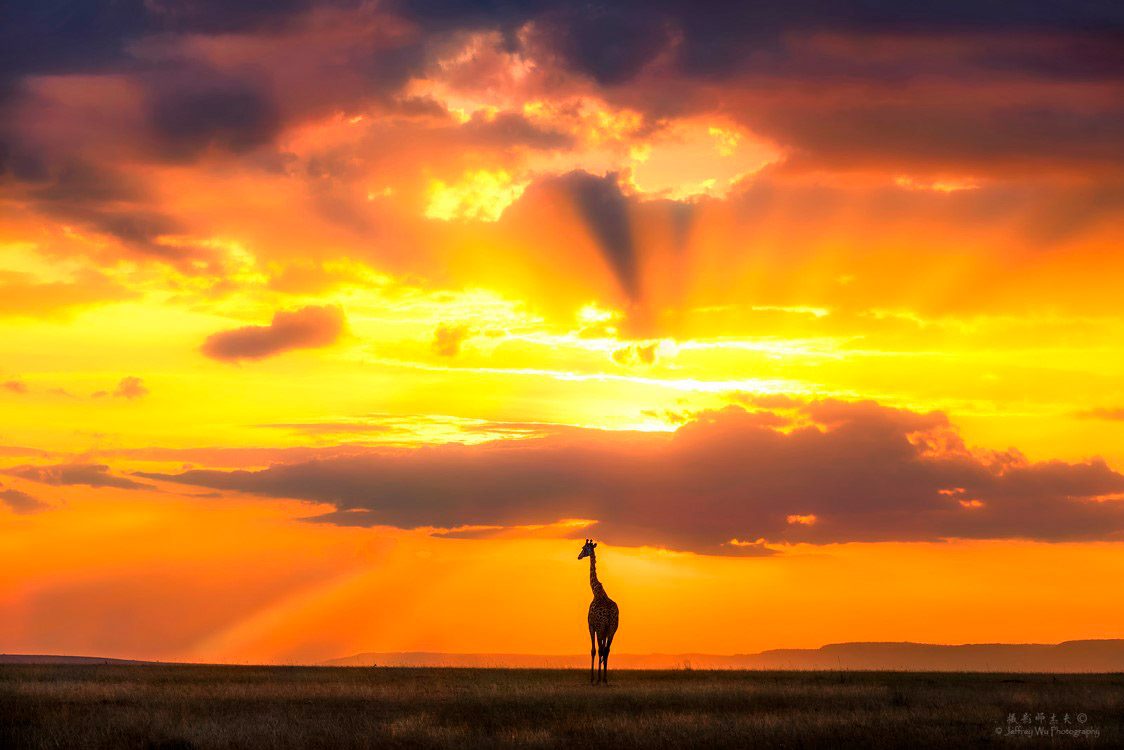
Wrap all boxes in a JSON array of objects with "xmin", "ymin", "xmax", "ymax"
[
  {"xmin": 0, "ymin": 654, "xmax": 156, "ymax": 665},
  {"xmin": 7, "ymin": 641, "xmax": 1124, "ymax": 671},
  {"xmin": 324, "ymin": 640, "xmax": 1124, "ymax": 672}
]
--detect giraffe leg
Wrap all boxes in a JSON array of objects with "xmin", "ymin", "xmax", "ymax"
[
  {"xmin": 602, "ymin": 637, "xmax": 612, "ymax": 685},
  {"xmin": 598, "ymin": 636, "xmax": 607, "ymax": 685},
  {"xmin": 589, "ymin": 626, "xmax": 597, "ymax": 685}
]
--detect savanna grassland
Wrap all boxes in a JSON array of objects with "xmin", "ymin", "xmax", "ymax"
[{"xmin": 1, "ymin": 664, "xmax": 1120, "ymax": 749}]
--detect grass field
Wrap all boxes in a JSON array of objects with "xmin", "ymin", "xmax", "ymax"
[{"xmin": 2, "ymin": 665, "xmax": 1120, "ymax": 748}]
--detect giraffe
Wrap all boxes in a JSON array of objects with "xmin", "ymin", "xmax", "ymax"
[{"xmin": 577, "ymin": 539, "xmax": 619, "ymax": 685}]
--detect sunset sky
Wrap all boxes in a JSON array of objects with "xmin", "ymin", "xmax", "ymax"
[{"xmin": 2, "ymin": 1, "xmax": 1124, "ymax": 664}]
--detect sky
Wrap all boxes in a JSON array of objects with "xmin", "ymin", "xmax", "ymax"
[{"xmin": 2, "ymin": 1, "xmax": 1124, "ymax": 664}]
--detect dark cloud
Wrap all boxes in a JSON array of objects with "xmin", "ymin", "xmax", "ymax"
[
  {"xmin": 31, "ymin": 159, "xmax": 140, "ymax": 204},
  {"xmin": 4, "ymin": 463, "xmax": 148, "ymax": 490},
  {"xmin": 397, "ymin": 1, "xmax": 1124, "ymax": 82},
  {"xmin": 400, "ymin": 2, "xmax": 1124, "ymax": 172},
  {"xmin": 139, "ymin": 399, "xmax": 1124, "ymax": 555},
  {"xmin": 147, "ymin": 73, "xmax": 282, "ymax": 160},
  {"xmin": 141, "ymin": 0, "xmax": 323, "ymax": 34},
  {"xmin": 201, "ymin": 305, "xmax": 347, "ymax": 361},
  {"xmin": 0, "ymin": 485, "xmax": 48, "ymax": 514},
  {"xmin": 4, "ymin": 0, "xmax": 1121, "ymax": 204},
  {"xmin": 527, "ymin": 6, "xmax": 672, "ymax": 85},
  {"xmin": 16, "ymin": 160, "xmax": 205, "ymax": 264},
  {"xmin": 748, "ymin": 100, "xmax": 1124, "ymax": 173},
  {"xmin": 0, "ymin": 2, "xmax": 422, "ymax": 200},
  {"xmin": 76, "ymin": 209, "xmax": 184, "ymax": 255},
  {"xmin": 971, "ymin": 33, "xmax": 1124, "ymax": 83},
  {"xmin": 0, "ymin": 0, "xmax": 324, "ymax": 80},
  {"xmin": 0, "ymin": 0, "xmax": 149, "ymax": 83},
  {"xmin": 1, "ymin": 0, "xmax": 1121, "ymax": 299},
  {"xmin": 669, "ymin": 5, "xmax": 1124, "ymax": 82}
]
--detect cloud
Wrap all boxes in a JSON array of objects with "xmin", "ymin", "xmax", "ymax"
[
  {"xmin": 201, "ymin": 305, "xmax": 346, "ymax": 362},
  {"xmin": 460, "ymin": 111, "xmax": 574, "ymax": 150},
  {"xmin": 4, "ymin": 1, "xmax": 1121, "ymax": 193},
  {"xmin": 3, "ymin": 380, "xmax": 28, "ymax": 394},
  {"xmin": 17, "ymin": 160, "xmax": 205, "ymax": 265},
  {"xmin": 739, "ymin": 96, "xmax": 1124, "ymax": 174},
  {"xmin": 4, "ymin": 463, "xmax": 148, "ymax": 490},
  {"xmin": 0, "ymin": 4, "xmax": 432, "ymax": 274},
  {"xmin": 0, "ymin": 484, "xmax": 49, "ymax": 514},
  {"xmin": 96, "ymin": 444, "xmax": 380, "ymax": 470},
  {"xmin": 255, "ymin": 422, "xmax": 396, "ymax": 436},
  {"xmin": 0, "ymin": 269, "xmax": 134, "ymax": 318},
  {"xmin": 3, "ymin": 1, "xmax": 1119, "ymax": 293},
  {"xmin": 146, "ymin": 73, "xmax": 282, "ymax": 160},
  {"xmin": 266, "ymin": 261, "xmax": 374, "ymax": 295},
  {"xmin": 611, "ymin": 341, "xmax": 659, "ymax": 366},
  {"xmin": 0, "ymin": 0, "xmax": 323, "ymax": 81},
  {"xmin": 406, "ymin": 4, "xmax": 1124, "ymax": 175},
  {"xmin": 526, "ymin": 5, "xmax": 673, "ymax": 85},
  {"xmin": 0, "ymin": 446, "xmax": 53, "ymax": 458},
  {"xmin": 92, "ymin": 376, "xmax": 149, "ymax": 400},
  {"xmin": 1077, "ymin": 407, "xmax": 1124, "ymax": 421},
  {"xmin": 425, "ymin": 169, "xmax": 529, "ymax": 222},
  {"xmin": 431, "ymin": 324, "xmax": 471, "ymax": 357},
  {"xmin": 139, "ymin": 398, "xmax": 1124, "ymax": 555},
  {"xmin": 399, "ymin": 2, "xmax": 1124, "ymax": 85},
  {"xmin": 113, "ymin": 376, "xmax": 148, "ymax": 400},
  {"xmin": 1, "ymin": 0, "xmax": 1121, "ymax": 338}
]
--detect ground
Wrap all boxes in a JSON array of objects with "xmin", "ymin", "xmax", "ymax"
[{"xmin": 1, "ymin": 665, "xmax": 1120, "ymax": 748}]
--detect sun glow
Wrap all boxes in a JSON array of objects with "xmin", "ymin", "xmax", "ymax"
[{"xmin": 425, "ymin": 170, "xmax": 530, "ymax": 222}]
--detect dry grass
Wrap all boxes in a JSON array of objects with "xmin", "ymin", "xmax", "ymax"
[{"xmin": 2, "ymin": 665, "xmax": 1121, "ymax": 748}]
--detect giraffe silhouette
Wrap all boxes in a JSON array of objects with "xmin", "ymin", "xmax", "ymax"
[{"xmin": 578, "ymin": 539, "xmax": 619, "ymax": 685}]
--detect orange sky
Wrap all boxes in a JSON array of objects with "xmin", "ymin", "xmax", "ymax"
[{"xmin": 2, "ymin": 1, "xmax": 1123, "ymax": 663}]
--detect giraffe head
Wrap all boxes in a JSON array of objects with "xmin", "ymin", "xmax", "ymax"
[{"xmin": 577, "ymin": 539, "xmax": 597, "ymax": 560}]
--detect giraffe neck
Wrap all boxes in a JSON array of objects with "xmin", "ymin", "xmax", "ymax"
[{"xmin": 589, "ymin": 551, "xmax": 608, "ymax": 600}]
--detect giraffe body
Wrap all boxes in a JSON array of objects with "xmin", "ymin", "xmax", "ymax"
[{"xmin": 578, "ymin": 539, "xmax": 619, "ymax": 685}]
